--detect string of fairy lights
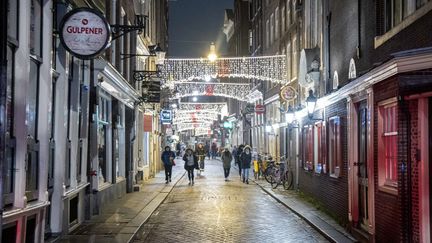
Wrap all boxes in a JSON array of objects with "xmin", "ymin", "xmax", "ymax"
[
  {"xmin": 174, "ymin": 82, "xmax": 252, "ymax": 101},
  {"xmin": 160, "ymin": 55, "xmax": 287, "ymax": 85}
]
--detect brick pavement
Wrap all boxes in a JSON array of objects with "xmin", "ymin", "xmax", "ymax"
[
  {"xmin": 133, "ymin": 159, "xmax": 329, "ymax": 243},
  {"xmin": 54, "ymin": 159, "xmax": 185, "ymax": 243}
]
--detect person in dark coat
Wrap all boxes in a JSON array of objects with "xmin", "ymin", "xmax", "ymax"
[
  {"xmin": 236, "ymin": 145, "xmax": 245, "ymax": 177},
  {"xmin": 239, "ymin": 145, "xmax": 252, "ymax": 184},
  {"xmin": 211, "ymin": 142, "xmax": 218, "ymax": 159},
  {"xmin": 221, "ymin": 148, "xmax": 233, "ymax": 181},
  {"xmin": 161, "ymin": 146, "xmax": 175, "ymax": 184},
  {"xmin": 183, "ymin": 148, "xmax": 198, "ymax": 185}
]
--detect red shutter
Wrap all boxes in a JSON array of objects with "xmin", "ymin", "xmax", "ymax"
[{"xmin": 143, "ymin": 115, "xmax": 153, "ymax": 132}]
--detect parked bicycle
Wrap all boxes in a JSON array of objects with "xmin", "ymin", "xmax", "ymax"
[{"xmin": 269, "ymin": 156, "xmax": 294, "ymax": 190}]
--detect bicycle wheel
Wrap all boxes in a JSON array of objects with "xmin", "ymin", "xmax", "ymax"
[
  {"xmin": 282, "ymin": 170, "xmax": 294, "ymax": 190},
  {"xmin": 272, "ymin": 169, "xmax": 281, "ymax": 189},
  {"xmin": 264, "ymin": 167, "xmax": 274, "ymax": 184}
]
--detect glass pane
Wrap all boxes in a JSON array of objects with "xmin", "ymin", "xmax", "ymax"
[
  {"xmin": 7, "ymin": 0, "xmax": 18, "ymax": 39},
  {"xmin": 27, "ymin": 60, "xmax": 39, "ymax": 138},
  {"xmin": 3, "ymin": 46, "xmax": 15, "ymax": 200},
  {"xmin": 98, "ymin": 125, "xmax": 107, "ymax": 183},
  {"xmin": 30, "ymin": 0, "xmax": 42, "ymax": 56}
]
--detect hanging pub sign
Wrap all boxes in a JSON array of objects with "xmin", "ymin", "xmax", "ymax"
[
  {"xmin": 160, "ymin": 109, "xmax": 173, "ymax": 124},
  {"xmin": 280, "ymin": 85, "xmax": 297, "ymax": 102},
  {"xmin": 59, "ymin": 8, "xmax": 111, "ymax": 59}
]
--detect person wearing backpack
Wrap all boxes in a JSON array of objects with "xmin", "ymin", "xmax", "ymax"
[{"xmin": 183, "ymin": 148, "xmax": 198, "ymax": 185}]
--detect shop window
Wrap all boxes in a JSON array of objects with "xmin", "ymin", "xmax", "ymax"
[
  {"xmin": 30, "ymin": 0, "xmax": 42, "ymax": 57},
  {"xmin": 25, "ymin": 215, "xmax": 36, "ymax": 243},
  {"xmin": 26, "ymin": 59, "xmax": 40, "ymax": 202},
  {"xmin": 314, "ymin": 121, "xmax": 326, "ymax": 173},
  {"xmin": 2, "ymin": 222, "xmax": 17, "ymax": 243},
  {"xmin": 69, "ymin": 196, "xmax": 78, "ymax": 225},
  {"xmin": 7, "ymin": 0, "xmax": 18, "ymax": 41},
  {"xmin": 302, "ymin": 125, "xmax": 314, "ymax": 171},
  {"xmin": 378, "ymin": 98, "xmax": 398, "ymax": 193},
  {"xmin": 4, "ymin": 44, "xmax": 16, "ymax": 207},
  {"xmin": 328, "ymin": 116, "xmax": 342, "ymax": 177},
  {"xmin": 98, "ymin": 94, "xmax": 111, "ymax": 184}
]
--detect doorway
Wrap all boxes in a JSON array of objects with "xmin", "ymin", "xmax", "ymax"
[{"xmin": 356, "ymin": 101, "xmax": 369, "ymax": 230}]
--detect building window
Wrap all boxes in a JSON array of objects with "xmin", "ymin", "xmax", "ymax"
[
  {"xmin": 4, "ymin": 44, "xmax": 16, "ymax": 207},
  {"xmin": 328, "ymin": 116, "xmax": 342, "ymax": 177},
  {"xmin": 302, "ymin": 125, "xmax": 314, "ymax": 171},
  {"xmin": 26, "ymin": 59, "xmax": 40, "ymax": 202},
  {"xmin": 275, "ymin": 8, "xmax": 280, "ymax": 40},
  {"xmin": 30, "ymin": 0, "xmax": 42, "ymax": 57},
  {"xmin": 98, "ymin": 93, "xmax": 111, "ymax": 185},
  {"xmin": 314, "ymin": 121, "xmax": 326, "ymax": 173},
  {"xmin": 281, "ymin": 6, "xmax": 286, "ymax": 33},
  {"xmin": 266, "ymin": 19, "xmax": 270, "ymax": 48},
  {"xmin": 383, "ymin": 0, "xmax": 430, "ymax": 32},
  {"xmin": 270, "ymin": 13, "xmax": 274, "ymax": 44},
  {"xmin": 287, "ymin": 0, "xmax": 292, "ymax": 27},
  {"xmin": 378, "ymin": 98, "xmax": 398, "ymax": 192},
  {"xmin": 7, "ymin": 0, "xmax": 18, "ymax": 40},
  {"xmin": 292, "ymin": 36, "xmax": 298, "ymax": 79}
]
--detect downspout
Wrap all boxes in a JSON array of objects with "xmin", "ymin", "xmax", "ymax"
[{"xmin": 400, "ymin": 97, "xmax": 412, "ymax": 242}]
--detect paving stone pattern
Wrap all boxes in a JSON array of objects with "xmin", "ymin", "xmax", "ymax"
[{"xmin": 133, "ymin": 159, "xmax": 329, "ymax": 243}]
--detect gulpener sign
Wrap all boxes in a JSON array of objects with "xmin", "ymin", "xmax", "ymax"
[{"xmin": 59, "ymin": 8, "xmax": 111, "ymax": 59}]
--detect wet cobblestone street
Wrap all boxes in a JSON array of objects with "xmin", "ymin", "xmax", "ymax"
[{"xmin": 133, "ymin": 159, "xmax": 329, "ymax": 243}]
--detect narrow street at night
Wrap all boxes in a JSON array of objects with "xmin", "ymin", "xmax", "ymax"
[
  {"xmin": 3, "ymin": 0, "xmax": 432, "ymax": 242},
  {"xmin": 133, "ymin": 159, "xmax": 328, "ymax": 243}
]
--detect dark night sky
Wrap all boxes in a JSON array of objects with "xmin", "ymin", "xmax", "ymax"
[{"xmin": 168, "ymin": 0, "xmax": 234, "ymax": 58}]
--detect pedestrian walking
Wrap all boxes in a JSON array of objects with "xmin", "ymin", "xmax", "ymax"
[
  {"xmin": 211, "ymin": 142, "xmax": 218, "ymax": 159},
  {"xmin": 240, "ymin": 145, "xmax": 252, "ymax": 184},
  {"xmin": 183, "ymin": 148, "xmax": 198, "ymax": 185},
  {"xmin": 221, "ymin": 148, "xmax": 233, "ymax": 181},
  {"xmin": 161, "ymin": 146, "xmax": 176, "ymax": 184},
  {"xmin": 204, "ymin": 142, "xmax": 210, "ymax": 159},
  {"xmin": 195, "ymin": 143, "xmax": 206, "ymax": 175},
  {"xmin": 235, "ymin": 144, "xmax": 244, "ymax": 178}
]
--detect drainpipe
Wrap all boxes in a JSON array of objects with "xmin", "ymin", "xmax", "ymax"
[
  {"xmin": 400, "ymin": 97, "xmax": 412, "ymax": 242},
  {"xmin": 0, "ymin": 0, "xmax": 8, "ymax": 235}
]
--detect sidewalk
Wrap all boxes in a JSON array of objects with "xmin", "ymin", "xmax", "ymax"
[
  {"xmin": 54, "ymin": 160, "xmax": 185, "ymax": 243},
  {"xmin": 232, "ymin": 164, "xmax": 357, "ymax": 243}
]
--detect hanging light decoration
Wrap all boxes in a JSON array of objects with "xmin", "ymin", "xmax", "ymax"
[
  {"xmin": 174, "ymin": 82, "xmax": 253, "ymax": 101},
  {"xmin": 160, "ymin": 55, "xmax": 287, "ymax": 85}
]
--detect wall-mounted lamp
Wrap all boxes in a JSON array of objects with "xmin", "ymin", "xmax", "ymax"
[{"xmin": 305, "ymin": 89, "xmax": 323, "ymax": 121}]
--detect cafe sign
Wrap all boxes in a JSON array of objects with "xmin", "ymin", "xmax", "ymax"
[
  {"xmin": 280, "ymin": 85, "xmax": 297, "ymax": 102},
  {"xmin": 59, "ymin": 8, "xmax": 111, "ymax": 59}
]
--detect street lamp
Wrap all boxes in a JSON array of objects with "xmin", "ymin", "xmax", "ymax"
[
  {"xmin": 207, "ymin": 42, "xmax": 218, "ymax": 62},
  {"xmin": 192, "ymin": 97, "xmax": 198, "ymax": 102},
  {"xmin": 305, "ymin": 89, "xmax": 324, "ymax": 121},
  {"xmin": 306, "ymin": 89, "xmax": 317, "ymax": 118},
  {"xmin": 285, "ymin": 105, "xmax": 295, "ymax": 124}
]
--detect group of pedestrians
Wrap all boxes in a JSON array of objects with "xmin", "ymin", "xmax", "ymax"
[{"xmin": 161, "ymin": 143, "xmax": 253, "ymax": 185}]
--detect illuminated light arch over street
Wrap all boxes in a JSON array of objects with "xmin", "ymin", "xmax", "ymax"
[
  {"xmin": 161, "ymin": 55, "xmax": 287, "ymax": 84},
  {"xmin": 174, "ymin": 82, "xmax": 254, "ymax": 102}
]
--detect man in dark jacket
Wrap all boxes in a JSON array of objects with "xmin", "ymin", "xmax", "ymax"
[
  {"xmin": 161, "ymin": 146, "xmax": 175, "ymax": 184},
  {"xmin": 183, "ymin": 148, "xmax": 198, "ymax": 185},
  {"xmin": 235, "ymin": 145, "xmax": 244, "ymax": 178},
  {"xmin": 239, "ymin": 145, "xmax": 252, "ymax": 184}
]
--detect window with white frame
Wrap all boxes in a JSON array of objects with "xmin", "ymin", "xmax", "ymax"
[
  {"xmin": 292, "ymin": 36, "xmax": 298, "ymax": 79},
  {"xmin": 383, "ymin": 0, "xmax": 430, "ymax": 33},
  {"xmin": 275, "ymin": 7, "xmax": 280, "ymax": 40},
  {"xmin": 98, "ymin": 93, "xmax": 111, "ymax": 184},
  {"xmin": 270, "ymin": 13, "xmax": 274, "ymax": 44},
  {"xmin": 378, "ymin": 98, "xmax": 398, "ymax": 192},
  {"xmin": 328, "ymin": 116, "xmax": 342, "ymax": 177}
]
